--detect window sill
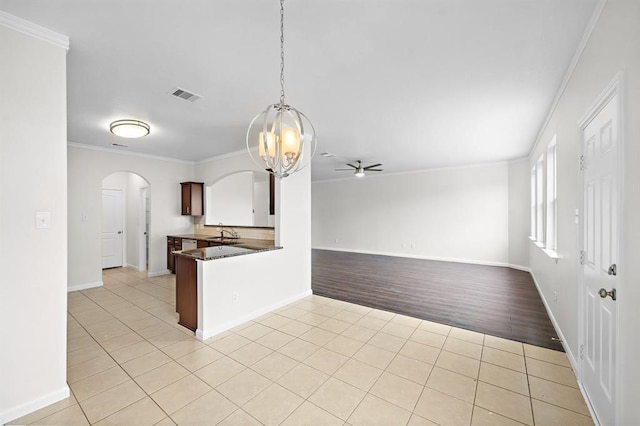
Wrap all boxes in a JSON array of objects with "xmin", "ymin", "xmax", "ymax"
[
  {"xmin": 542, "ymin": 248, "xmax": 559, "ymax": 263},
  {"xmin": 529, "ymin": 237, "xmax": 559, "ymax": 263}
]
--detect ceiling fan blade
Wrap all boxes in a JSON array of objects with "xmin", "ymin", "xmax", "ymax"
[
  {"xmin": 334, "ymin": 168, "xmax": 354, "ymax": 171},
  {"xmin": 367, "ymin": 169, "xmax": 383, "ymax": 172},
  {"xmin": 363, "ymin": 163, "xmax": 382, "ymax": 169},
  {"xmin": 345, "ymin": 163, "xmax": 358, "ymax": 169}
]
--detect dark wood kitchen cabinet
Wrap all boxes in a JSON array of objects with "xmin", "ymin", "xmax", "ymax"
[
  {"xmin": 181, "ymin": 182, "xmax": 204, "ymax": 216},
  {"xmin": 175, "ymin": 255, "xmax": 197, "ymax": 331},
  {"xmin": 167, "ymin": 236, "xmax": 181, "ymax": 273}
]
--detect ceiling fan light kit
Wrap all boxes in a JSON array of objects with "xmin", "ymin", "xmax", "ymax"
[
  {"xmin": 246, "ymin": 0, "xmax": 317, "ymax": 179},
  {"xmin": 109, "ymin": 119, "xmax": 150, "ymax": 138}
]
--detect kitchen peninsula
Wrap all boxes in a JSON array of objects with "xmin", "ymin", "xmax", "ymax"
[{"xmin": 171, "ymin": 235, "xmax": 282, "ymax": 338}]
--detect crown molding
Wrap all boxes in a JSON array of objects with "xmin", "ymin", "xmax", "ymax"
[
  {"xmin": 312, "ymin": 158, "xmax": 521, "ymax": 184},
  {"xmin": 0, "ymin": 11, "xmax": 69, "ymax": 50},
  {"xmin": 528, "ymin": 0, "xmax": 608, "ymax": 158},
  {"xmin": 67, "ymin": 142, "xmax": 195, "ymax": 165}
]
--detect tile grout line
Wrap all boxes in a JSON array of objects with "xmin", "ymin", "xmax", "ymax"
[
  {"xmin": 525, "ymin": 351, "xmax": 536, "ymax": 425},
  {"xmin": 66, "ymin": 267, "xmax": 585, "ymax": 426},
  {"xmin": 69, "ymin": 295, "xmax": 176, "ymax": 423}
]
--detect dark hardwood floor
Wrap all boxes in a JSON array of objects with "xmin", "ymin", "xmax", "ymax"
[{"xmin": 312, "ymin": 249, "xmax": 563, "ymax": 351}]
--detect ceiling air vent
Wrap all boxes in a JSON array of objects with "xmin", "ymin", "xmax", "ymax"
[{"xmin": 171, "ymin": 88, "xmax": 202, "ymax": 103}]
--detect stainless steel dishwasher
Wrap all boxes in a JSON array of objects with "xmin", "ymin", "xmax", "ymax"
[{"xmin": 181, "ymin": 239, "xmax": 197, "ymax": 251}]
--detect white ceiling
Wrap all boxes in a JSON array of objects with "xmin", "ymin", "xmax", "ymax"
[{"xmin": 0, "ymin": 0, "xmax": 599, "ymax": 181}]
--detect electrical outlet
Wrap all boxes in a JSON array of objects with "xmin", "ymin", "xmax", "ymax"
[
  {"xmin": 334, "ymin": 238, "xmax": 339, "ymax": 243},
  {"xmin": 401, "ymin": 243, "xmax": 405, "ymax": 248},
  {"xmin": 232, "ymin": 292, "xmax": 239, "ymax": 303},
  {"xmin": 35, "ymin": 211, "xmax": 51, "ymax": 229},
  {"xmin": 411, "ymin": 243, "xmax": 415, "ymax": 249},
  {"xmin": 554, "ymin": 291, "xmax": 557, "ymax": 304}
]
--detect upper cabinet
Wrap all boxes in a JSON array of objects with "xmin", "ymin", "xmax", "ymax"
[{"xmin": 181, "ymin": 182, "xmax": 204, "ymax": 216}]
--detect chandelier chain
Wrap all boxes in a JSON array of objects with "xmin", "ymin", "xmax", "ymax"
[{"xmin": 279, "ymin": 0, "xmax": 286, "ymax": 105}]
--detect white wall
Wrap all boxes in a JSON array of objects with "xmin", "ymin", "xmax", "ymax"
[
  {"xmin": 312, "ymin": 162, "xmax": 513, "ymax": 266},
  {"xmin": 0, "ymin": 22, "xmax": 69, "ymax": 423},
  {"xmin": 68, "ymin": 145, "xmax": 194, "ymax": 288},
  {"xmin": 206, "ymin": 171, "xmax": 253, "ymax": 226},
  {"xmin": 102, "ymin": 172, "xmax": 149, "ymax": 269},
  {"xmin": 508, "ymin": 158, "xmax": 530, "ymax": 269},
  {"xmin": 195, "ymin": 151, "xmax": 312, "ymax": 337},
  {"xmin": 528, "ymin": 0, "xmax": 640, "ymax": 422}
]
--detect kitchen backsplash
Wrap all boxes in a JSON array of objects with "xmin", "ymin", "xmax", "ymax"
[{"xmin": 193, "ymin": 223, "xmax": 275, "ymax": 241}]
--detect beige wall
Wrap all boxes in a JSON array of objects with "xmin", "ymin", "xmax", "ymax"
[
  {"xmin": 0, "ymin": 23, "xmax": 69, "ymax": 423},
  {"xmin": 528, "ymin": 0, "xmax": 640, "ymax": 422}
]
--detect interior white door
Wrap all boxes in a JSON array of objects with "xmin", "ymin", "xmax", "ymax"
[
  {"xmin": 102, "ymin": 189, "xmax": 124, "ymax": 269},
  {"xmin": 138, "ymin": 187, "xmax": 149, "ymax": 271},
  {"xmin": 582, "ymin": 95, "xmax": 618, "ymax": 426}
]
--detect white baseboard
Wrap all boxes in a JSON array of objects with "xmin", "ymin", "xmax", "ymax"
[
  {"xmin": 147, "ymin": 269, "xmax": 171, "ymax": 277},
  {"xmin": 125, "ymin": 263, "xmax": 143, "ymax": 272},
  {"xmin": 67, "ymin": 281, "xmax": 103, "ymax": 292},
  {"xmin": 529, "ymin": 271, "xmax": 600, "ymax": 424},
  {"xmin": 529, "ymin": 272, "xmax": 578, "ymax": 368},
  {"xmin": 508, "ymin": 264, "xmax": 532, "ymax": 273},
  {"xmin": 312, "ymin": 246, "xmax": 527, "ymax": 270},
  {"xmin": 196, "ymin": 289, "xmax": 312, "ymax": 341},
  {"xmin": 529, "ymin": 273, "xmax": 578, "ymax": 367},
  {"xmin": 0, "ymin": 385, "xmax": 70, "ymax": 425}
]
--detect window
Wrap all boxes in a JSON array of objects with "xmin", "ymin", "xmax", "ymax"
[
  {"xmin": 536, "ymin": 155, "xmax": 544, "ymax": 244},
  {"xmin": 546, "ymin": 137, "xmax": 557, "ymax": 251},
  {"xmin": 530, "ymin": 166, "xmax": 536, "ymax": 239}
]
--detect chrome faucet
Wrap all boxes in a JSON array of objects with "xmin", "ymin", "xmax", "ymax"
[{"xmin": 218, "ymin": 223, "xmax": 239, "ymax": 239}]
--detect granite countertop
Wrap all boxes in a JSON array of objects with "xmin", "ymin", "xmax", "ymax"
[
  {"xmin": 167, "ymin": 233, "xmax": 218, "ymax": 240},
  {"xmin": 173, "ymin": 243, "xmax": 281, "ymax": 261}
]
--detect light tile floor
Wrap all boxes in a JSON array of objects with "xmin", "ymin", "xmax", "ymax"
[{"xmin": 8, "ymin": 267, "xmax": 594, "ymax": 425}]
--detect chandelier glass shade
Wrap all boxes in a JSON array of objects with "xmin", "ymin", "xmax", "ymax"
[
  {"xmin": 247, "ymin": 103, "xmax": 316, "ymax": 178},
  {"xmin": 246, "ymin": 0, "xmax": 316, "ymax": 179}
]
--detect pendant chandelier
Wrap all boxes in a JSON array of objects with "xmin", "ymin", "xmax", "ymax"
[{"xmin": 246, "ymin": 0, "xmax": 317, "ymax": 179}]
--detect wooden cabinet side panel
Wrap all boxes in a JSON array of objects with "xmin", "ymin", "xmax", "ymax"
[{"xmin": 175, "ymin": 256, "xmax": 198, "ymax": 331}]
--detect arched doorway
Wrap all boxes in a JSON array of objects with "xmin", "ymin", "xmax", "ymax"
[{"xmin": 101, "ymin": 171, "xmax": 151, "ymax": 271}]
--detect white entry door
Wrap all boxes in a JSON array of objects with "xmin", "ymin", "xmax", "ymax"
[
  {"xmin": 102, "ymin": 189, "xmax": 124, "ymax": 269},
  {"xmin": 581, "ymin": 94, "xmax": 618, "ymax": 426}
]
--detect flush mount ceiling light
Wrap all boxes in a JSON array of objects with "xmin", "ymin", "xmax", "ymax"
[
  {"xmin": 109, "ymin": 119, "xmax": 150, "ymax": 138},
  {"xmin": 246, "ymin": 0, "xmax": 317, "ymax": 179}
]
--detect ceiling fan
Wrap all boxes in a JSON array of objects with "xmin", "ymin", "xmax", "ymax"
[{"xmin": 335, "ymin": 160, "xmax": 383, "ymax": 177}]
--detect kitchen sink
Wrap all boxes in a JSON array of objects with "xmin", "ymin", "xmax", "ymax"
[{"xmin": 206, "ymin": 236, "xmax": 240, "ymax": 244}]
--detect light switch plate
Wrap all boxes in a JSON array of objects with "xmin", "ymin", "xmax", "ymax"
[{"xmin": 36, "ymin": 211, "xmax": 51, "ymax": 229}]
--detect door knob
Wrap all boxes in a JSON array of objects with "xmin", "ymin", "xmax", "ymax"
[
  {"xmin": 117, "ymin": 231, "xmax": 122, "ymax": 234},
  {"xmin": 598, "ymin": 288, "xmax": 616, "ymax": 301},
  {"xmin": 608, "ymin": 264, "xmax": 617, "ymax": 276}
]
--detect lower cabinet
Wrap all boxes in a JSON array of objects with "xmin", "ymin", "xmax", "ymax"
[
  {"xmin": 175, "ymin": 255, "xmax": 197, "ymax": 331},
  {"xmin": 167, "ymin": 237, "xmax": 182, "ymax": 273}
]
